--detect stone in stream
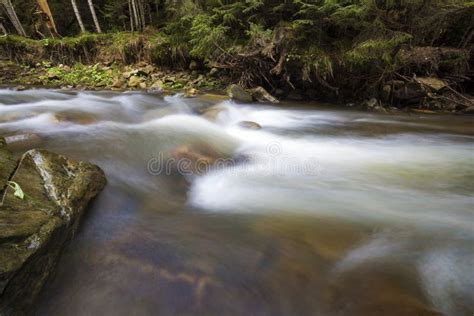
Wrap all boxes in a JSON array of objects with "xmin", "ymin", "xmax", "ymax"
[
  {"xmin": 4, "ymin": 133, "xmax": 43, "ymax": 152},
  {"xmin": 200, "ymin": 105, "xmax": 228, "ymax": 122},
  {"xmin": 52, "ymin": 110, "xmax": 97, "ymax": 125},
  {"xmin": 0, "ymin": 140, "xmax": 106, "ymax": 314},
  {"xmin": 184, "ymin": 88, "xmax": 199, "ymax": 98},
  {"xmin": 172, "ymin": 144, "xmax": 228, "ymax": 175},
  {"xmin": 249, "ymin": 86, "xmax": 279, "ymax": 104},
  {"xmin": 227, "ymin": 84, "xmax": 253, "ymax": 103},
  {"xmin": 238, "ymin": 121, "xmax": 262, "ymax": 130}
]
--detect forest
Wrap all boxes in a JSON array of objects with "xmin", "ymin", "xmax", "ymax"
[{"xmin": 0, "ymin": 0, "xmax": 472, "ymax": 109}]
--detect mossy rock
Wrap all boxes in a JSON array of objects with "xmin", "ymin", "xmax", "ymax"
[{"xmin": 0, "ymin": 142, "xmax": 106, "ymax": 314}]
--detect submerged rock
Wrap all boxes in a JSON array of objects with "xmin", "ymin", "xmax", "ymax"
[
  {"xmin": 53, "ymin": 110, "xmax": 96, "ymax": 125},
  {"xmin": 238, "ymin": 121, "xmax": 262, "ymax": 130},
  {"xmin": 227, "ymin": 84, "xmax": 253, "ymax": 103},
  {"xmin": 4, "ymin": 133, "xmax": 43, "ymax": 151},
  {"xmin": 200, "ymin": 105, "xmax": 227, "ymax": 122},
  {"xmin": 0, "ymin": 142, "xmax": 106, "ymax": 314}
]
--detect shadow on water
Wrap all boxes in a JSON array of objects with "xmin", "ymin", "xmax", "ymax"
[{"xmin": 0, "ymin": 89, "xmax": 473, "ymax": 316}]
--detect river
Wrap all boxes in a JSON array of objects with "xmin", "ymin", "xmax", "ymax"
[{"xmin": 0, "ymin": 89, "xmax": 473, "ymax": 316}]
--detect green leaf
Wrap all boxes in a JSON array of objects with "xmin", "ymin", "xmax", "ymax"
[{"xmin": 7, "ymin": 181, "xmax": 25, "ymax": 200}]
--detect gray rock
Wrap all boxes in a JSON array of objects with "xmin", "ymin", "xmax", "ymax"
[
  {"xmin": 250, "ymin": 86, "xmax": 279, "ymax": 104},
  {"xmin": 227, "ymin": 84, "xmax": 253, "ymax": 103}
]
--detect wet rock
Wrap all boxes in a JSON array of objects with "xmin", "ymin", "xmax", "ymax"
[
  {"xmin": 0, "ymin": 111, "xmax": 37, "ymax": 123},
  {"xmin": 172, "ymin": 144, "xmax": 227, "ymax": 175},
  {"xmin": 200, "ymin": 105, "xmax": 227, "ymax": 121},
  {"xmin": 15, "ymin": 85, "xmax": 26, "ymax": 91},
  {"xmin": 53, "ymin": 110, "xmax": 96, "ymax": 125},
  {"xmin": 4, "ymin": 133, "xmax": 43, "ymax": 151},
  {"xmin": 227, "ymin": 84, "xmax": 253, "ymax": 103},
  {"xmin": 128, "ymin": 75, "xmax": 142, "ymax": 88},
  {"xmin": 250, "ymin": 86, "xmax": 279, "ymax": 104},
  {"xmin": 139, "ymin": 82, "xmax": 147, "ymax": 89},
  {"xmin": 0, "ymin": 143, "xmax": 106, "ymax": 314},
  {"xmin": 184, "ymin": 88, "xmax": 199, "ymax": 98},
  {"xmin": 238, "ymin": 121, "xmax": 262, "ymax": 130}
]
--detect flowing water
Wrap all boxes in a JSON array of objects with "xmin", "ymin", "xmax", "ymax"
[{"xmin": 0, "ymin": 88, "xmax": 473, "ymax": 316}]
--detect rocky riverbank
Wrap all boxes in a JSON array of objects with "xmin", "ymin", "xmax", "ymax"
[
  {"xmin": 1, "ymin": 51, "xmax": 473, "ymax": 114},
  {"xmin": 0, "ymin": 138, "xmax": 106, "ymax": 314}
]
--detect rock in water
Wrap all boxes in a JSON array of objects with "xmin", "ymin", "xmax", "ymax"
[
  {"xmin": 238, "ymin": 121, "xmax": 262, "ymax": 130},
  {"xmin": 249, "ymin": 86, "xmax": 279, "ymax": 104},
  {"xmin": 0, "ymin": 142, "xmax": 106, "ymax": 314},
  {"xmin": 227, "ymin": 84, "xmax": 253, "ymax": 103}
]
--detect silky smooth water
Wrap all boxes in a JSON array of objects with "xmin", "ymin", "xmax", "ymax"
[{"xmin": 1, "ymin": 89, "xmax": 473, "ymax": 316}]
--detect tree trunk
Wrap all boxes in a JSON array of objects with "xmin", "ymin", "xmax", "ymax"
[
  {"xmin": 0, "ymin": 0, "xmax": 26, "ymax": 36},
  {"xmin": 87, "ymin": 0, "xmax": 102, "ymax": 33},
  {"xmin": 71, "ymin": 0, "xmax": 86, "ymax": 33},
  {"xmin": 130, "ymin": 0, "xmax": 140, "ymax": 31},
  {"xmin": 0, "ymin": 21, "xmax": 7, "ymax": 35},
  {"xmin": 37, "ymin": 0, "xmax": 58, "ymax": 34},
  {"xmin": 138, "ymin": 0, "xmax": 146, "ymax": 30},
  {"xmin": 128, "ymin": 0, "xmax": 134, "ymax": 32}
]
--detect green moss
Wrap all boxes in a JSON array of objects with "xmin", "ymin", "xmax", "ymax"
[{"xmin": 39, "ymin": 63, "xmax": 119, "ymax": 87}]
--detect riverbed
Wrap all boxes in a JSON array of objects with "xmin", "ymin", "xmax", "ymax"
[{"xmin": 0, "ymin": 89, "xmax": 473, "ymax": 316}]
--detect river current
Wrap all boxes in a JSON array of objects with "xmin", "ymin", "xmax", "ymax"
[{"xmin": 0, "ymin": 89, "xmax": 473, "ymax": 316}]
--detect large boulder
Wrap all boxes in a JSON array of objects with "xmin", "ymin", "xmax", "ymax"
[
  {"xmin": 227, "ymin": 84, "xmax": 253, "ymax": 103},
  {"xmin": 0, "ymin": 141, "xmax": 106, "ymax": 314}
]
